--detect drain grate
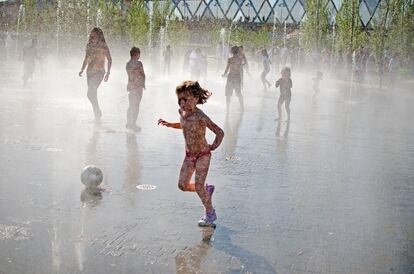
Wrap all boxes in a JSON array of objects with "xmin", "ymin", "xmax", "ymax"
[{"xmin": 136, "ymin": 184, "xmax": 157, "ymax": 190}]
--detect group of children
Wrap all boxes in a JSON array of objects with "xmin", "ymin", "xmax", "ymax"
[
  {"xmin": 78, "ymin": 28, "xmax": 225, "ymax": 226},
  {"xmin": 79, "ymin": 28, "xmax": 145, "ymax": 132},
  {"xmin": 222, "ymin": 44, "xmax": 292, "ymax": 121},
  {"xmin": 76, "ymin": 27, "xmax": 293, "ymax": 227}
]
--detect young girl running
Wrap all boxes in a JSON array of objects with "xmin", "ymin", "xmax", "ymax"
[
  {"xmin": 275, "ymin": 67, "xmax": 292, "ymax": 121},
  {"xmin": 158, "ymin": 81, "xmax": 224, "ymax": 226},
  {"xmin": 79, "ymin": 27, "xmax": 112, "ymax": 121},
  {"xmin": 260, "ymin": 48, "xmax": 272, "ymax": 90}
]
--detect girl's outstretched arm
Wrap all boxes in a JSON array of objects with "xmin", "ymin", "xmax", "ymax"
[
  {"xmin": 79, "ymin": 54, "xmax": 88, "ymax": 76},
  {"xmin": 275, "ymin": 78, "xmax": 281, "ymax": 87},
  {"xmin": 205, "ymin": 117, "xmax": 224, "ymax": 151},
  {"xmin": 158, "ymin": 119, "xmax": 181, "ymax": 129},
  {"xmin": 104, "ymin": 46, "xmax": 112, "ymax": 82}
]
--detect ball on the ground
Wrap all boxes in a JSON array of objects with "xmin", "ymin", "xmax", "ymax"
[{"xmin": 81, "ymin": 165, "xmax": 103, "ymax": 188}]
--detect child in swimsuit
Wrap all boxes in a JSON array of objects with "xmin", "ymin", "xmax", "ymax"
[
  {"xmin": 222, "ymin": 46, "xmax": 244, "ymax": 112},
  {"xmin": 260, "ymin": 48, "xmax": 272, "ymax": 90},
  {"xmin": 126, "ymin": 47, "xmax": 146, "ymax": 132},
  {"xmin": 275, "ymin": 67, "xmax": 292, "ymax": 121},
  {"xmin": 79, "ymin": 27, "xmax": 112, "ymax": 122},
  {"xmin": 158, "ymin": 81, "xmax": 224, "ymax": 226}
]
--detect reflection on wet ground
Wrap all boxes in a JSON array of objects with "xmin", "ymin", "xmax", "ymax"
[
  {"xmin": 175, "ymin": 227, "xmax": 215, "ymax": 274},
  {"xmin": 0, "ymin": 66, "xmax": 413, "ymax": 273}
]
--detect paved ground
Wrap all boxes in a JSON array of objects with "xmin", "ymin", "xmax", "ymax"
[{"xmin": 0, "ymin": 58, "xmax": 413, "ymax": 274}]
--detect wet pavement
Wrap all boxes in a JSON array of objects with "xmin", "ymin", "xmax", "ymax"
[{"xmin": 0, "ymin": 60, "xmax": 413, "ymax": 274}]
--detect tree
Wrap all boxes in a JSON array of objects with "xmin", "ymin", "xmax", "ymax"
[
  {"xmin": 385, "ymin": 0, "xmax": 414, "ymax": 63},
  {"xmin": 98, "ymin": 0, "xmax": 126, "ymax": 42},
  {"xmin": 21, "ymin": 0, "xmax": 40, "ymax": 35},
  {"xmin": 126, "ymin": 0, "xmax": 149, "ymax": 47},
  {"xmin": 167, "ymin": 19, "xmax": 189, "ymax": 48},
  {"xmin": 301, "ymin": 0, "xmax": 330, "ymax": 52},
  {"xmin": 149, "ymin": 0, "xmax": 172, "ymax": 50},
  {"xmin": 335, "ymin": 0, "xmax": 366, "ymax": 53}
]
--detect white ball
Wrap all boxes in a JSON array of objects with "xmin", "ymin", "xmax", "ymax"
[{"xmin": 81, "ymin": 165, "xmax": 103, "ymax": 188}]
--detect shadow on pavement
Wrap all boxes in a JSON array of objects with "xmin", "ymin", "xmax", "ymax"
[{"xmin": 213, "ymin": 225, "xmax": 277, "ymax": 274}]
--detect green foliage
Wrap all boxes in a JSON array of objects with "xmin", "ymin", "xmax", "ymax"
[
  {"xmin": 15, "ymin": 0, "xmax": 414, "ymax": 69},
  {"xmin": 384, "ymin": 0, "xmax": 414, "ymax": 61},
  {"xmin": 152, "ymin": 0, "xmax": 172, "ymax": 30},
  {"xmin": 368, "ymin": 0, "xmax": 390, "ymax": 61},
  {"xmin": 21, "ymin": 0, "xmax": 86, "ymax": 47},
  {"xmin": 98, "ymin": 0, "xmax": 126, "ymax": 42},
  {"xmin": 368, "ymin": 0, "xmax": 414, "ymax": 63},
  {"xmin": 335, "ymin": 0, "xmax": 365, "ymax": 52},
  {"xmin": 126, "ymin": 0, "xmax": 149, "ymax": 47},
  {"xmin": 59, "ymin": 1, "xmax": 89, "ymax": 40},
  {"xmin": 229, "ymin": 26, "xmax": 271, "ymax": 48},
  {"xmin": 167, "ymin": 19, "xmax": 189, "ymax": 48},
  {"xmin": 301, "ymin": 0, "xmax": 330, "ymax": 51},
  {"xmin": 149, "ymin": 0, "xmax": 172, "ymax": 48},
  {"xmin": 36, "ymin": 3, "xmax": 56, "ymax": 35},
  {"xmin": 21, "ymin": 0, "xmax": 40, "ymax": 34},
  {"xmin": 205, "ymin": 23, "xmax": 222, "ymax": 46},
  {"xmin": 405, "ymin": 0, "xmax": 414, "ymax": 60}
]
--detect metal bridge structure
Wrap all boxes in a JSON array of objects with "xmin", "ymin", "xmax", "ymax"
[{"xmin": 144, "ymin": 0, "xmax": 382, "ymax": 27}]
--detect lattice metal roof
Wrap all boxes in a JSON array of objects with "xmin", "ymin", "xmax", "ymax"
[{"xmin": 144, "ymin": 0, "xmax": 382, "ymax": 27}]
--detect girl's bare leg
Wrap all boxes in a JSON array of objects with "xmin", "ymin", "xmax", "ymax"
[
  {"xmin": 237, "ymin": 94, "xmax": 244, "ymax": 112},
  {"xmin": 277, "ymin": 96, "xmax": 284, "ymax": 119},
  {"xmin": 178, "ymin": 158, "xmax": 196, "ymax": 191},
  {"xmin": 261, "ymin": 72, "xmax": 267, "ymax": 89},
  {"xmin": 285, "ymin": 98, "xmax": 291, "ymax": 120},
  {"xmin": 226, "ymin": 96, "xmax": 231, "ymax": 111},
  {"xmin": 195, "ymin": 154, "xmax": 212, "ymax": 212}
]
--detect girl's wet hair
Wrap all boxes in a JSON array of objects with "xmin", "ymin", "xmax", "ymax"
[
  {"xmin": 176, "ymin": 80, "xmax": 212, "ymax": 105},
  {"xmin": 282, "ymin": 67, "xmax": 291, "ymax": 77},
  {"xmin": 230, "ymin": 46, "xmax": 239, "ymax": 56},
  {"xmin": 130, "ymin": 46, "xmax": 140, "ymax": 57},
  {"xmin": 88, "ymin": 27, "xmax": 107, "ymax": 45}
]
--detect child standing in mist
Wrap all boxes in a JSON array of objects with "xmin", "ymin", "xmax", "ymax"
[
  {"xmin": 79, "ymin": 27, "xmax": 112, "ymax": 122},
  {"xmin": 222, "ymin": 46, "xmax": 244, "ymax": 112},
  {"xmin": 126, "ymin": 47, "xmax": 146, "ymax": 132},
  {"xmin": 275, "ymin": 67, "xmax": 292, "ymax": 121},
  {"xmin": 312, "ymin": 70, "xmax": 323, "ymax": 98},
  {"xmin": 163, "ymin": 45, "xmax": 172, "ymax": 75},
  {"xmin": 260, "ymin": 48, "xmax": 272, "ymax": 90},
  {"xmin": 22, "ymin": 38, "xmax": 38, "ymax": 86},
  {"xmin": 158, "ymin": 81, "xmax": 224, "ymax": 227}
]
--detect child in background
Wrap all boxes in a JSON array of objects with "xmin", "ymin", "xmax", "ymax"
[
  {"xmin": 158, "ymin": 81, "xmax": 224, "ymax": 227},
  {"xmin": 222, "ymin": 46, "xmax": 244, "ymax": 112},
  {"xmin": 275, "ymin": 67, "xmax": 292, "ymax": 121},
  {"xmin": 163, "ymin": 45, "xmax": 172, "ymax": 75},
  {"xmin": 189, "ymin": 48, "xmax": 202, "ymax": 80},
  {"xmin": 79, "ymin": 27, "xmax": 112, "ymax": 122},
  {"xmin": 260, "ymin": 48, "xmax": 272, "ymax": 90},
  {"xmin": 126, "ymin": 47, "xmax": 146, "ymax": 132},
  {"xmin": 22, "ymin": 38, "xmax": 38, "ymax": 86},
  {"xmin": 312, "ymin": 70, "xmax": 323, "ymax": 98}
]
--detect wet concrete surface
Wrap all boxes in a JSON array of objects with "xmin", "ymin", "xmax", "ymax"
[{"xmin": 0, "ymin": 61, "xmax": 413, "ymax": 274}]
